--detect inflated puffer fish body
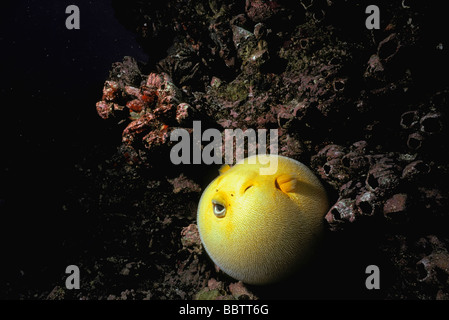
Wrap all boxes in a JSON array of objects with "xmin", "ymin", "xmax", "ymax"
[{"xmin": 197, "ymin": 154, "xmax": 329, "ymax": 285}]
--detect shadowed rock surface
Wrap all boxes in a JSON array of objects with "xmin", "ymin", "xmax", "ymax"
[{"xmin": 2, "ymin": 0, "xmax": 449, "ymax": 300}]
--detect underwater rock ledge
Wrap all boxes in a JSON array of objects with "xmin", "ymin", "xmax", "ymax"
[{"xmin": 77, "ymin": 0, "xmax": 449, "ymax": 299}]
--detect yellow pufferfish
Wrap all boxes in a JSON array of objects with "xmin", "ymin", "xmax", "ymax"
[{"xmin": 197, "ymin": 154, "xmax": 329, "ymax": 285}]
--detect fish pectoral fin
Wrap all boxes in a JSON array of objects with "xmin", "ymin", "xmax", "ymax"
[
  {"xmin": 219, "ymin": 164, "xmax": 231, "ymax": 175},
  {"xmin": 275, "ymin": 174, "xmax": 298, "ymax": 194}
]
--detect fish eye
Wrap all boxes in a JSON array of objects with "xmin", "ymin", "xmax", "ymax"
[{"xmin": 212, "ymin": 200, "xmax": 226, "ymax": 218}]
